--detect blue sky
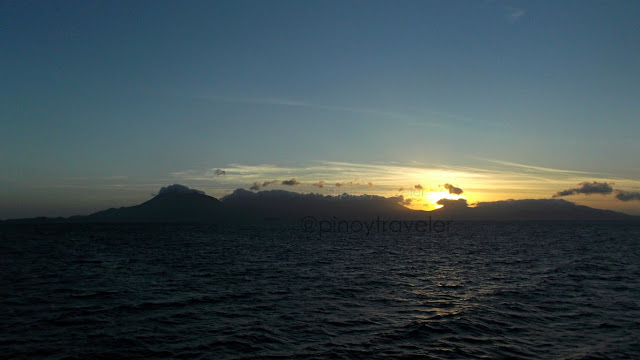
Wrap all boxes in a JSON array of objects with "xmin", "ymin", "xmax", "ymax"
[{"xmin": 2, "ymin": 1, "xmax": 639, "ymax": 218}]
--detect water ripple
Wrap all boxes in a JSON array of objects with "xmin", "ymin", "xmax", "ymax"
[{"xmin": 1, "ymin": 222, "xmax": 639, "ymax": 359}]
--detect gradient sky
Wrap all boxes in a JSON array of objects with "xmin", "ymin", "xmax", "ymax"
[{"xmin": 2, "ymin": 0, "xmax": 639, "ymax": 218}]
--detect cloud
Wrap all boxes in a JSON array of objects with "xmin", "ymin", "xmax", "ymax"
[
  {"xmin": 312, "ymin": 181, "xmax": 325, "ymax": 188},
  {"xmin": 334, "ymin": 180, "xmax": 360, "ymax": 188},
  {"xmin": 476, "ymin": 158, "xmax": 594, "ymax": 175},
  {"xmin": 63, "ymin": 175, "xmax": 128, "ymax": 181},
  {"xmin": 507, "ymin": 7, "xmax": 526, "ymax": 23},
  {"xmin": 215, "ymin": 169, "xmax": 226, "ymax": 176},
  {"xmin": 615, "ymin": 190, "xmax": 640, "ymax": 201},
  {"xmin": 553, "ymin": 181, "xmax": 614, "ymax": 197},
  {"xmin": 248, "ymin": 179, "xmax": 280, "ymax": 191},
  {"xmin": 199, "ymin": 95, "xmax": 447, "ymax": 128},
  {"xmin": 158, "ymin": 184, "xmax": 205, "ymax": 196},
  {"xmin": 367, "ymin": 182, "xmax": 374, "ymax": 188},
  {"xmin": 414, "ymin": 184, "xmax": 423, "ymax": 190},
  {"xmin": 442, "ymin": 183, "xmax": 464, "ymax": 195},
  {"xmin": 400, "ymin": 197, "xmax": 412, "ymax": 206},
  {"xmin": 262, "ymin": 179, "xmax": 279, "ymax": 188},
  {"xmin": 436, "ymin": 198, "xmax": 468, "ymax": 209},
  {"xmin": 282, "ymin": 178, "xmax": 301, "ymax": 186},
  {"xmin": 199, "ymin": 95, "xmax": 310, "ymax": 107}
]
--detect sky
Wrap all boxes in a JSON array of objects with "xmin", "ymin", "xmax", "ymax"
[{"xmin": 1, "ymin": 0, "xmax": 640, "ymax": 218}]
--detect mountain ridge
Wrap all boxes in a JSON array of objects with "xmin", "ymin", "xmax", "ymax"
[{"xmin": 1, "ymin": 185, "xmax": 638, "ymax": 224}]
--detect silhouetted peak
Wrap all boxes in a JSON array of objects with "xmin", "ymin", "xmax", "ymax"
[
  {"xmin": 156, "ymin": 184, "xmax": 205, "ymax": 197},
  {"xmin": 221, "ymin": 188, "xmax": 258, "ymax": 201}
]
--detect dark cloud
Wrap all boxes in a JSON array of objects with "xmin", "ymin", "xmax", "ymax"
[
  {"xmin": 282, "ymin": 178, "xmax": 301, "ymax": 186},
  {"xmin": 312, "ymin": 181, "xmax": 325, "ymax": 188},
  {"xmin": 553, "ymin": 189, "xmax": 575, "ymax": 197},
  {"xmin": 436, "ymin": 198, "xmax": 468, "ymax": 209},
  {"xmin": 400, "ymin": 197, "xmax": 412, "ymax": 206},
  {"xmin": 414, "ymin": 184, "xmax": 423, "ymax": 190},
  {"xmin": 249, "ymin": 180, "xmax": 280, "ymax": 191},
  {"xmin": 158, "ymin": 184, "xmax": 205, "ymax": 196},
  {"xmin": 335, "ymin": 181, "xmax": 360, "ymax": 187},
  {"xmin": 367, "ymin": 182, "xmax": 374, "ymax": 188},
  {"xmin": 615, "ymin": 190, "xmax": 640, "ymax": 201},
  {"xmin": 215, "ymin": 169, "xmax": 226, "ymax": 176},
  {"xmin": 553, "ymin": 181, "xmax": 614, "ymax": 198},
  {"xmin": 398, "ymin": 187, "xmax": 405, "ymax": 192},
  {"xmin": 262, "ymin": 180, "xmax": 279, "ymax": 188},
  {"xmin": 442, "ymin": 183, "xmax": 463, "ymax": 195}
]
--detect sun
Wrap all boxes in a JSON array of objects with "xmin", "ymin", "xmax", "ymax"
[
  {"xmin": 424, "ymin": 191, "xmax": 461, "ymax": 210},
  {"xmin": 398, "ymin": 188, "xmax": 465, "ymax": 211}
]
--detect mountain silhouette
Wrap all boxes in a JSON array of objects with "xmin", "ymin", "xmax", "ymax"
[
  {"xmin": 80, "ymin": 184, "xmax": 222, "ymax": 223},
  {"xmin": 429, "ymin": 198, "xmax": 636, "ymax": 221},
  {"xmin": 221, "ymin": 188, "xmax": 413, "ymax": 220},
  {"xmin": 1, "ymin": 184, "xmax": 638, "ymax": 224}
]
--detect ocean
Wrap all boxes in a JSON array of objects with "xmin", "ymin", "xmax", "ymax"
[{"xmin": 2, "ymin": 222, "xmax": 639, "ymax": 359}]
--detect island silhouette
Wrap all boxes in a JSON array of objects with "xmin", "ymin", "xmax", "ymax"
[{"xmin": 1, "ymin": 184, "xmax": 638, "ymax": 224}]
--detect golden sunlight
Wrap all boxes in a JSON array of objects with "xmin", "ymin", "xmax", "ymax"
[
  {"xmin": 400, "ymin": 189, "xmax": 463, "ymax": 211},
  {"xmin": 425, "ymin": 191, "xmax": 461, "ymax": 210}
]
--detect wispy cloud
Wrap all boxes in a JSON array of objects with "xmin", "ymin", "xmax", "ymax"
[
  {"xmin": 475, "ymin": 157, "xmax": 595, "ymax": 175},
  {"xmin": 506, "ymin": 7, "xmax": 526, "ymax": 23},
  {"xmin": 61, "ymin": 175, "xmax": 128, "ymax": 181},
  {"xmin": 197, "ymin": 95, "xmax": 462, "ymax": 129},
  {"xmin": 195, "ymin": 95, "xmax": 310, "ymax": 108},
  {"xmin": 198, "ymin": 93, "xmax": 507, "ymax": 132}
]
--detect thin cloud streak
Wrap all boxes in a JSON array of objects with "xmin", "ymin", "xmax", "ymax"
[
  {"xmin": 196, "ymin": 95, "xmax": 310, "ymax": 107},
  {"xmin": 61, "ymin": 175, "xmax": 128, "ymax": 181},
  {"xmin": 199, "ymin": 94, "xmax": 506, "ymax": 131},
  {"xmin": 507, "ymin": 7, "xmax": 526, "ymax": 23},
  {"xmin": 198, "ymin": 95, "xmax": 449, "ymax": 128},
  {"xmin": 476, "ymin": 158, "xmax": 596, "ymax": 175}
]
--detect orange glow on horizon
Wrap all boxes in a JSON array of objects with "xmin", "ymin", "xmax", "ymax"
[{"xmin": 401, "ymin": 190, "xmax": 464, "ymax": 211}]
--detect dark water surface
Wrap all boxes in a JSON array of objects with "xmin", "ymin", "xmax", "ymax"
[{"xmin": 2, "ymin": 222, "xmax": 639, "ymax": 359}]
